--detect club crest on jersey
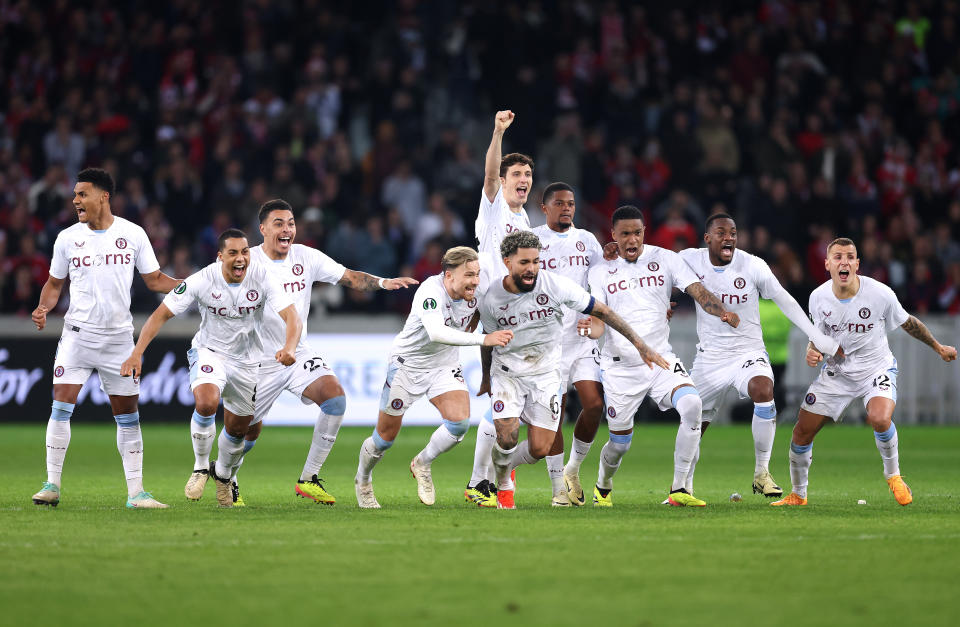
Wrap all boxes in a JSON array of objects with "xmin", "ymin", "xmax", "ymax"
[
  {"xmin": 423, "ymin": 298, "xmax": 437, "ymax": 310},
  {"xmin": 54, "ymin": 366, "xmax": 64, "ymax": 377},
  {"xmin": 493, "ymin": 400, "xmax": 505, "ymax": 413},
  {"xmin": 174, "ymin": 282, "xmax": 187, "ymax": 294},
  {"xmin": 734, "ymin": 277, "xmax": 746, "ymax": 289},
  {"xmin": 647, "ymin": 262, "xmax": 659, "ymax": 272},
  {"xmin": 246, "ymin": 290, "xmax": 259, "ymax": 301},
  {"xmin": 576, "ymin": 241, "xmax": 586, "ymax": 252},
  {"xmin": 115, "ymin": 237, "xmax": 128, "ymax": 249},
  {"xmin": 536, "ymin": 294, "xmax": 548, "ymax": 306},
  {"xmin": 201, "ymin": 365, "xmax": 213, "ymax": 373},
  {"xmin": 391, "ymin": 398, "xmax": 403, "ymax": 410},
  {"xmin": 805, "ymin": 393, "xmax": 816, "ymax": 405},
  {"xmin": 607, "ymin": 406, "xmax": 616, "ymax": 418},
  {"xmin": 211, "ymin": 292, "xmax": 221, "ymax": 300},
  {"xmin": 292, "ymin": 264, "xmax": 304, "ymax": 276},
  {"xmin": 859, "ymin": 307, "xmax": 871, "ymax": 319}
]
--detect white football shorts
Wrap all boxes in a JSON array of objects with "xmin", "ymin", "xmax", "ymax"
[
  {"xmin": 490, "ymin": 368, "xmax": 563, "ymax": 431},
  {"xmin": 254, "ymin": 347, "xmax": 337, "ymax": 422},
  {"xmin": 602, "ymin": 353, "xmax": 693, "ymax": 431},
  {"xmin": 379, "ymin": 357, "xmax": 468, "ymax": 416},
  {"xmin": 52, "ymin": 326, "xmax": 139, "ymax": 396},
  {"xmin": 692, "ymin": 349, "xmax": 775, "ymax": 420},
  {"xmin": 188, "ymin": 347, "xmax": 258, "ymax": 419},
  {"xmin": 800, "ymin": 358, "xmax": 898, "ymax": 421}
]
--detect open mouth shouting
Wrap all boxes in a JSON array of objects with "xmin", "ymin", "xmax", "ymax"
[
  {"xmin": 231, "ymin": 260, "xmax": 247, "ymax": 280},
  {"xmin": 719, "ymin": 241, "xmax": 735, "ymax": 261},
  {"xmin": 515, "ymin": 183, "xmax": 529, "ymax": 202},
  {"xmin": 837, "ymin": 268, "xmax": 851, "ymax": 282},
  {"xmin": 276, "ymin": 234, "xmax": 292, "ymax": 252},
  {"xmin": 75, "ymin": 205, "xmax": 87, "ymax": 221}
]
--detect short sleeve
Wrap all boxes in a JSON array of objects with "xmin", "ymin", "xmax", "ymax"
[
  {"xmin": 134, "ymin": 227, "xmax": 161, "ymax": 275},
  {"xmin": 264, "ymin": 272, "xmax": 294, "ymax": 314},
  {"xmin": 553, "ymin": 274, "xmax": 592, "ymax": 313},
  {"xmin": 808, "ymin": 291, "xmax": 821, "ymax": 328},
  {"xmin": 668, "ymin": 250, "xmax": 699, "ymax": 291},
  {"xmin": 588, "ymin": 266, "xmax": 608, "ymax": 306},
  {"xmin": 162, "ymin": 273, "xmax": 201, "ymax": 316},
  {"xmin": 307, "ymin": 247, "xmax": 346, "ymax": 285},
  {"xmin": 416, "ymin": 281, "xmax": 447, "ymax": 326},
  {"xmin": 475, "ymin": 186, "xmax": 503, "ymax": 245},
  {"xmin": 750, "ymin": 256, "xmax": 780, "ymax": 299},
  {"xmin": 882, "ymin": 285, "xmax": 910, "ymax": 330},
  {"xmin": 49, "ymin": 234, "xmax": 69, "ymax": 279}
]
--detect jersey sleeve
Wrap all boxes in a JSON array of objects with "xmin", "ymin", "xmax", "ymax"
[
  {"xmin": 584, "ymin": 231, "xmax": 605, "ymax": 266},
  {"xmin": 759, "ymin": 259, "xmax": 839, "ymax": 355},
  {"xmin": 134, "ymin": 226, "xmax": 161, "ymax": 275},
  {"xmin": 553, "ymin": 273, "xmax": 593, "ymax": 313},
  {"xmin": 808, "ymin": 290, "xmax": 823, "ymax": 329},
  {"xmin": 588, "ymin": 266, "xmax": 608, "ymax": 306},
  {"xmin": 49, "ymin": 233, "xmax": 69, "ymax": 279},
  {"xmin": 263, "ymin": 270, "xmax": 294, "ymax": 314},
  {"xmin": 162, "ymin": 272, "xmax": 202, "ymax": 316},
  {"xmin": 881, "ymin": 283, "xmax": 910, "ymax": 330},
  {"xmin": 308, "ymin": 246, "xmax": 346, "ymax": 285},
  {"xmin": 668, "ymin": 250, "xmax": 699, "ymax": 291},
  {"xmin": 475, "ymin": 186, "xmax": 503, "ymax": 241}
]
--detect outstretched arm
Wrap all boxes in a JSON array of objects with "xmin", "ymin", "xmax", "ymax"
[
  {"xmin": 685, "ymin": 282, "xmax": 739, "ymax": 327},
  {"xmin": 141, "ymin": 269, "xmax": 181, "ymax": 294},
  {"xmin": 121, "ymin": 303, "xmax": 175, "ymax": 378},
  {"xmin": 483, "ymin": 110, "xmax": 514, "ymax": 202},
  {"xmin": 338, "ymin": 269, "xmax": 418, "ymax": 291},
  {"xmin": 901, "ymin": 315, "xmax": 957, "ymax": 362},
  {"xmin": 591, "ymin": 301, "xmax": 670, "ymax": 370},
  {"xmin": 31, "ymin": 275, "xmax": 66, "ymax": 330},
  {"xmin": 766, "ymin": 282, "xmax": 839, "ymax": 356}
]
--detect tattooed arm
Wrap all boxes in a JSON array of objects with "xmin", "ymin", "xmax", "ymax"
[
  {"xmin": 591, "ymin": 301, "xmax": 670, "ymax": 370},
  {"xmin": 338, "ymin": 269, "xmax": 418, "ymax": 291},
  {"xmin": 901, "ymin": 315, "xmax": 957, "ymax": 362},
  {"xmin": 684, "ymin": 282, "xmax": 740, "ymax": 328}
]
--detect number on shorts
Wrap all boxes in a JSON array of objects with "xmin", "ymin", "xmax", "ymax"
[
  {"xmin": 873, "ymin": 373, "xmax": 892, "ymax": 391},
  {"xmin": 549, "ymin": 394, "xmax": 560, "ymax": 416},
  {"xmin": 452, "ymin": 367, "xmax": 465, "ymax": 383},
  {"xmin": 591, "ymin": 347, "xmax": 601, "ymax": 366},
  {"xmin": 673, "ymin": 362, "xmax": 689, "ymax": 377},
  {"xmin": 742, "ymin": 356, "xmax": 769, "ymax": 369},
  {"xmin": 303, "ymin": 357, "xmax": 328, "ymax": 373}
]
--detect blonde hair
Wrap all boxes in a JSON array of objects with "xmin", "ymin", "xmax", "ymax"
[{"xmin": 441, "ymin": 246, "xmax": 479, "ymax": 272}]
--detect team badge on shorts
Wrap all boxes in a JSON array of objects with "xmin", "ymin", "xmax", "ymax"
[
  {"xmin": 607, "ymin": 406, "xmax": 616, "ymax": 418},
  {"xmin": 859, "ymin": 307, "xmax": 871, "ymax": 319},
  {"xmin": 734, "ymin": 277, "xmax": 746, "ymax": 289},
  {"xmin": 391, "ymin": 398, "xmax": 403, "ymax": 410},
  {"xmin": 246, "ymin": 290, "xmax": 259, "ymax": 301},
  {"xmin": 54, "ymin": 366, "xmax": 64, "ymax": 378},
  {"xmin": 647, "ymin": 261, "xmax": 659, "ymax": 271},
  {"xmin": 493, "ymin": 400, "xmax": 505, "ymax": 413},
  {"xmin": 576, "ymin": 241, "xmax": 586, "ymax": 252},
  {"xmin": 292, "ymin": 264, "xmax": 304, "ymax": 276},
  {"xmin": 805, "ymin": 393, "xmax": 816, "ymax": 405},
  {"xmin": 115, "ymin": 237, "xmax": 127, "ymax": 249},
  {"xmin": 536, "ymin": 294, "xmax": 549, "ymax": 306},
  {"xmin": 201, "ymin": 365, "xmax": 214, "ymax": 373}
]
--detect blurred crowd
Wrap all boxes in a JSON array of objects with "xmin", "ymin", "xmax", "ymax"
[{"xmin": 3, "ymin": 0, "xmax": 960, "ymax": 316}]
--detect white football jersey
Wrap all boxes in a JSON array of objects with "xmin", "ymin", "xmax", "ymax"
[
  {"xmin": 808, "ymin": 276, "xmax": 909, "ymax": 379},
  {"xmin": 589, "ymin": 245, "xmax": 699, "ymax": 363},
  {"xmin": 479, "ymin": 270, "xmax": 593, "ymax": 376},
  {"xmin": 679, "ymin": 248, "xmax": 780, "ymax": 354},
  {"xmin": 475, "ymin": 186, "xmax": 530, "ymax": 260},
  {"xmin": 251, "ymin": 244, "xmax": 345, "ymax": 361},
  {"xmin": 532, "ymin": 225, "xmax": 604, "ymax": 345},
  {"xmin": 390, "ymin": 274, "xmax": 480, "ymax": 369},
  {"xmin": 163, "ymin": 261, "xmax": 294, "ymax": 365},
  {"xmin": 50, "ymin": 217, "xmax": 160, "ymax": 336}
]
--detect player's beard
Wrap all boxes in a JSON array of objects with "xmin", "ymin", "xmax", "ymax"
[{"xmin": 512, "ymin": 270, "xmax": 537, "ymax": 292}]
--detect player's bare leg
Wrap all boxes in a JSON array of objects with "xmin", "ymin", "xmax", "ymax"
[
  {"xmin": 185, "ymin": 383, "xmax": 220, "ymax": 500},
  {"xmin": 864, "ymin": 397, "xmax": 911, "ymax": 505},
  {"xmin": 403, "ymin": 391, "xmax": 470, "ymax": 506},
  {"xmin": 491, "ymin": 419, "xmax": 556, "ymax": 509},
  {"xmin": 33, "ymin": 383, "xmax": 83, "ymax": 506},
  {"xmin": 772, "ymin": 408, "xmax": 829, "ymax": 506},
  {"xmin": 295, "ymin": 375, "xmax": 345, "ymax": 505},
  {"xmin": 562, "ymin": 380, "xmax": 604, "ymax": 506}
]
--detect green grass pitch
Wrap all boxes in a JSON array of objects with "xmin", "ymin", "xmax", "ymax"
[{"xmin": 1, "ymin": 422, "xmax": 958, "ymax": 627}]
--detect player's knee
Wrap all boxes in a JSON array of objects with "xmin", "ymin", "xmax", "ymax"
[
  {"xmin": 866, "ymin": 412, "xmax": 892, "ymax": 433},
  {"xmin": 528, "ymin": 440, "xmax": 551, "ymax": 459},
  {"xmin": 245, "ymin": 421, "xmax": 262, "ymax": 439},
  {"xmin": 749, "ymin": 377, "xmax": 774, "ymax": 403},
  {"xmin": 50, "ymin": 400, "xmax": 75, "ymax": 422},
  {"xmin": 113, "ymin": 412, "xmax": 140, "ymax": 426},
  {"xmin": 497, "ymin": 431, "xmax": 519, "ymax": 450},
  {"xmin": 673, "ymin": 387, "xmax": 702, "ymax": 423},
  {"xmin": 582, "ymin": 394, "xmax": 604, "ymax": 416},
  {"xmin": 607, "ymin": 431, "xmax": 633, "ymax": 456},
  {"xmin": 320, "ymin": 394, "xmax": 346, "ymax": 416},
  {"xmin": 195, "ymin": 400, "xmax": 218, "ymax": 417},
  {"xmin": 442, "ymin": 418, "xmax": 469, "ymax": 440}
]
